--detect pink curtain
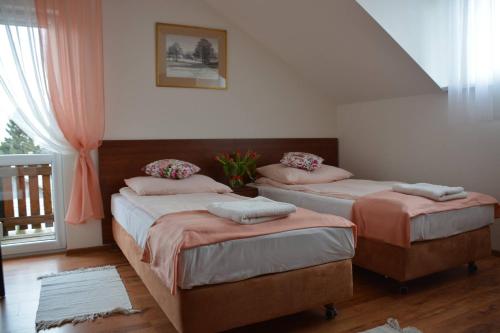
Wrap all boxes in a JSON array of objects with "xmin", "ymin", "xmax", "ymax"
[{"xmin": 35, "ymin": 0, "xmax": 105, "ymax": 224}]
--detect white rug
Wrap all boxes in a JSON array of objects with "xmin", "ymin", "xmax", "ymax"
[
  {"xmin": 361, "ymin": 318, "xmax": 422, "ymax": 333},
  {"xmin": 36, "ymin": 265, "xmax": 140, "ymax": 331}
]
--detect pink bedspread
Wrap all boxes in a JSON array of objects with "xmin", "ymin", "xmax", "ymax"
[
  {"xmin": 352, "ymin": 190, "xmax": 499, "ymax": 248},
  {"xmin": 142, "ymin": 208, "xmax": 356, "ymax": 294}
]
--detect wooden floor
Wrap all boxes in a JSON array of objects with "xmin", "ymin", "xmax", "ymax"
[{"xmin": 1, "ymin": 249, "xmax": 500, "ymax": 333}]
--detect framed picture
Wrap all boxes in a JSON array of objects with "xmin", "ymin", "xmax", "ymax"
[{"xmin": 156, "ymin": 23, "xmax": 227, "ymax": 89}]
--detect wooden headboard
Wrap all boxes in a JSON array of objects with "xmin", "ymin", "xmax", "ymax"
[{"xmin": 99, "ymin": 138, "xmax": 338, "ymax": 243}]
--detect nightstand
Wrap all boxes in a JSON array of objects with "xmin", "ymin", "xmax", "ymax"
[{"xmin": 232, "ymin": 186, "xmax": 259, "ymax": 198}]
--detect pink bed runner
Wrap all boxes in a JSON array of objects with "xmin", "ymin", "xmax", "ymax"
[
  {"xmin": 142, "ymin": 208, "xmax": 356, "ymax": 294},
  {"xmin": 353, "ymin": 190, "xmax": 499, "ymax": 248}
]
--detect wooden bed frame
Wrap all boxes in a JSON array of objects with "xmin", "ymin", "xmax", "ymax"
[
  {"xmin": 354, "ymin": 227, "xmax": 491, "ymax": 293},
  {"xmin": 100, "ymin": 138, "xmax": 354, "ymax": 333},
  {"xmin": 113, "ymin": 219, "xmax": 352, "ymax": 332}
]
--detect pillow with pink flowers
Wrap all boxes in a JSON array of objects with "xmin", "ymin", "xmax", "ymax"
[
  {"xmin": 280, "ymin": 152, "xmax": 324, "ymax": 171},
  {"xmin": 142, "ymin": 159, "xmax": 200, "ymax": 179}
]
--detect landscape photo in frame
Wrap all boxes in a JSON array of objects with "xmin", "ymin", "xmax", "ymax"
[{"xmin": 156, "ymin": 23, "xmax": 227, "ymax": 89}]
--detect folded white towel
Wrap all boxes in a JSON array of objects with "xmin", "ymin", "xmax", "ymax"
[
  {"xmin": 207, "ymin": 196, "xmax": 297, "ymax": 224},
  {"xmin": 392, "ymin": 183, "xmax": 467, "ymax": 202}
]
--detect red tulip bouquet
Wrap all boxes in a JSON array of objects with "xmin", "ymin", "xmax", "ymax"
[{"xmin": 215, "ymin": 150, "xmax": 260, "ymax": 188}]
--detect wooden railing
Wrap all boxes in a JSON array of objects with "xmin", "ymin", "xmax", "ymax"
[{"xmin": 0, "ymin": 164, "xmax": 54, "ymax": 237}]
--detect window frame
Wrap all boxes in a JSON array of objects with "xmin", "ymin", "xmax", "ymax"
[{"xmin": 0, "ymin": 153, "xmax": 66, "ymax": 257}]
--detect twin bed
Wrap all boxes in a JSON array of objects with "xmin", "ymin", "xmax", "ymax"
[
  {"xmin": 255, "ymin": 179, "xmax": 495, "ymax": 291},
  {"xmin": 99, "ymin": 138, "xmax": 497, "ymax": 332},
  {"xmin": 112, "ymin": 189, "xmax": 355, "ymax": 290}
]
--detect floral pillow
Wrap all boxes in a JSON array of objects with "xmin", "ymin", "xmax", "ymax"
[
  {"xmin": 142, "ymin": 159, "xmax": 200, "ymax": 179},
  {"xmin": 280, "ymin": 152, "xmax": 324, "ymax": 171}
]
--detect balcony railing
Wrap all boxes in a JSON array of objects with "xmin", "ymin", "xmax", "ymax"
[{"xmin": 0, "ymin": 157, "xmax": 55, "ymax": 243}]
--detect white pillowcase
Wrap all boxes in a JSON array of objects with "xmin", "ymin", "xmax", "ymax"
[
  {"xmin": 124, "ymin": 174, "xmax": 232, "ymax": 195},
  {"xmin": 256, "ymin": 164, "xmax": 352, "ymax": 185}
]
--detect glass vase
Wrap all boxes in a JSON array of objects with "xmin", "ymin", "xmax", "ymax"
[{"xmin": 229, "ymin": 176, "xmax": 245, "ymax": 189}]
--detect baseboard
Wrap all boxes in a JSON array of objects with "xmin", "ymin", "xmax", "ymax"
[
  {"xmin": 2, "ymin": 244, "xmax": 118, "ymax": 259},
  {"xmin": 3, "ymin": 248, "xmax": 66, "ymax": 260},
  {"xmin": 65, "ymin": 244, "xmax": 117, "ymax": 255}
]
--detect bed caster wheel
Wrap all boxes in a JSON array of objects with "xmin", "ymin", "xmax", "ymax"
[
  {"xmin": 399, "ymin": 285, "xmax": 409, "ymax": 295},
  {"xmin": 468, "ymin": 261, "xmax": 478, "ymax": 274},
  {"xmin": 324, "ymin": 304, "xmax": 337, "ymax": 320}
]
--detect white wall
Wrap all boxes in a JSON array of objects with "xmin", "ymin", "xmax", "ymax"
[
  {"xmin": 102, "ymin": 0, "xmax": 337, "ymax": 140},
  {"xmin": 357, "ymin": 0, "xmax": 448, "ymax": 88},
  {"xmin": 62, "ymin": 0, "xmax": 338, "ymax": 249},
  {"xmin": 338, "ymin": 93, "xmax": 500, "ymax": 249}
]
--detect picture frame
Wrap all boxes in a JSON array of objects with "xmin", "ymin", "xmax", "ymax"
[{"xmin": 155, "ymin": 23, "xmax": 227, "ymax": 89}]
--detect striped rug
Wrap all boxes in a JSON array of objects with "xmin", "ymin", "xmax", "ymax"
[{"xmin": 36, "ymin": 265, "xmax": 140, "ymax": 331}]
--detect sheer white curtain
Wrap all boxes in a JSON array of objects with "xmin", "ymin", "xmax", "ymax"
[
  {"xmin": 0, "ymin": 0, "xmax": 72, "ymax": 153},
  {"xmin": 448, "ymin": 0, "xmax": 500, "ymax": 121}
]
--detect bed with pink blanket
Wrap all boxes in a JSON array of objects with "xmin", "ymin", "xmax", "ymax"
[
  {"xmin": 141, "ymin": 205, "xmax": 356, "ymax": 294},
  {"xmin": 255, "ymin": 178, "xmax": 499, "ymax": 290},
  {"xmin": 111, "ymin": 188, "xmax": 357, "ymax": 332}
]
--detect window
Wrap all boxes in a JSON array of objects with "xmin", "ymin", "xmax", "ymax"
[
  {"xmin": 448, "ymin": 0, "xmax": 500, "ymax": 121},
  {"xmin": 0, "ymin": 19, "xmax": 66, "ymax": 256}
]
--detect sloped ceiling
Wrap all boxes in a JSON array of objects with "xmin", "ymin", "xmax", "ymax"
[
  {"xmin": 204, "ymin": 0, "xmax": 441, "ymax": 104},
  {"xmin": 357, "ymin": 0, "xmax": 448, "ymax": 88}
]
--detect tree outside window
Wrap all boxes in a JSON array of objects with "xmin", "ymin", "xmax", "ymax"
[{"xmin": 0, "ymin": 120, "xmax": 41, "ymax": 155}]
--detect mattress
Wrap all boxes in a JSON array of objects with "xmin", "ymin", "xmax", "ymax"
[
  {"xmin": 111, "ymin": 193, "xmax": 355, "ymax": 289},
  {"xmin": 255, "ymin": 185, "xmax": 495, "ymax": 243}
]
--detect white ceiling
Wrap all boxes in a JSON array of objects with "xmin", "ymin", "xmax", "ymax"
[{"xmin": 204, "ymin": 0, "xmax": 441, "ymax": 104}]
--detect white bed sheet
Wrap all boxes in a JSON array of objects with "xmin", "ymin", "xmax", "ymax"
[
  {"xmin": 255, "ymin": 185, "xmax": 494, "ymax": 243},
  {"xmin": 111, "ymin": 193, "xmax": 355, "ymax": 289}
]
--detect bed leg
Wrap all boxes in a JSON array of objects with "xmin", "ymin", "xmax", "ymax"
[
  {"xmin": 324, "ymin": 303, "xmax": 338, "ymax": 320},
  {"xmin": 398, "ymin": 284, "xmax": 409, "ymax": 295},
  {"xmin": 468, "ymin": 261, "xmax": 478, "ymax": 274}
]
